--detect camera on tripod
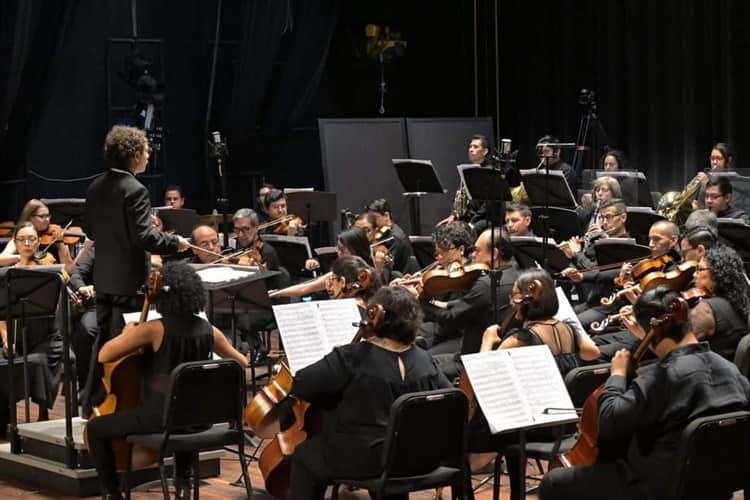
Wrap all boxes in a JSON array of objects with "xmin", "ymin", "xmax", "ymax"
[{"xmin": 578, "ymin": 88, "xmax": 597, "ymax": 110}]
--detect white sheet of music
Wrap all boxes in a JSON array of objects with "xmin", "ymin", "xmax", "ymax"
[
  {"xmin": 273, "ymin": 298, "xmax": 361, "ymax": 374},
  {"xmin": 462, "ymin": 345, "xmax": 576, "ymax": 434},
  {"xmin": 553, "ymin": 287, "xmax": 584, "ymax": 335},
  {"xmin": 196, "ymin": 266, "xmax": 254, "ymax": 284}
]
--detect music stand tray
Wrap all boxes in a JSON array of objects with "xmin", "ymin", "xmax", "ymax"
[
  {"xmin": 510, "ymin": 236, "xmax": 571, "ymax": 273},
  {"xmin": 458, "ymin": 164, "xmax": 511, "ymax": 202},
  {"xmin": 530, "ymin": 207, "xmax": 582, "ymax": 242},
  {"xmin": 392, "ymin": 159, "xmax": 446, "ymax": 195},
  {"xmin": 625, "ymin": 208, "xmax": 666, "ymax": 246},
  {"xmin": 520, "ymin": 169, "xmax": 577, "ymax": 209},
  {"xmin": 40, "ymin": 198, "xmax": 87, "ymax": 232},
  {"xmin": 157, "ymin": 208, "xmax": 200, "ymax": 237},
  {"xmin": 260, "ymin": 234, "xmax": 315, "ymax": 280},
  {"xmin": 593, "ymin": 238, "xmax": 650, "ymax": 266},
  {"xmin": 285, "ymin": 191, "xmax": 338, "ymax": 223},
  {"xmin": 314, "ymin": 246, "xmax": 338, "ymax": 274}
]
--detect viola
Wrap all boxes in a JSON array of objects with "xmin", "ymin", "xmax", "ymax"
[
  {"xmin": 601, "ymin": 259, "xmax": 697, "ymax": 307},
  {"xmin": 559, "ymin": 296, "xmax": 689, "ymax": 468},
  {"xmin": 459, "ymin": 279, "xmax": 543, "ymax": 421},
  {"xmin": 83, "ymin": 270, "xmax": 163, "ymax": 470}
]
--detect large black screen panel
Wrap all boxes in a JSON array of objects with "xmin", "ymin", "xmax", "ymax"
[
  {"xmin": 319, "ymin": 118, "xmax": 409, "ymax": 234},
  {"xmin": 406, "ymin": 117, "xmax": 495, "ymax": 233}
]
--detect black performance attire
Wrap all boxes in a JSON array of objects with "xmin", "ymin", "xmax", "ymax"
[
  {"xmin": 69, "ymin": 246, "xmax": 99, "ymax": 387},
  {"xmin": 288, "ymin": 341, "xmax": 451, "ymax": 499},
  {"xmin": 540, "ymin": 342, "xmax": 750, "ymax": 500},
  {"xmin": 86, "ymin": 315, "xmax": 214, "ymax": 494},
  {"xmin": 387, "ymin": 223, "xmax": 415, "ymax": 275},
  {"xmin": 716, "ymin": 205, "xmax": 749, "ymax": 223},
  {"xmin": 702, "ymin": 296, "xmax": 749, "ymax": 361},
  {"xmin": 547, "ymin": 159, "xmax": 579, "ymax": 193}
]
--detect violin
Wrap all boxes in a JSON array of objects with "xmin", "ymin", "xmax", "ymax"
[
  {"xmin": 215, "ymin": 239, "xmax": 266, "ymax": 268},
  {"xmin": 559, "ymin": 296, "xmax": 690, "ymax": 468},
  {"xmin": 374, "ymin": 225, "xmax": 391, "ymax": 241},
  {"xmin": 371, "ymin": 236, "xmax": 394, "ymax": 268},
  {"xmin": 0, "ymin": 220, "xmax": 15, "ymax": 238},
  {"xmin": 83, "ymin": 270, "xmax": 163, "ymax": 471},
  {"xmin": 39, "ymin": 223, "xmax": 86, "ymax": 246},
  {"xmin": 459, "ymin": 279, "xmax": 543, "ymax": 421},
  {"xmin": 272, "ymin": 215, "xmax": 305, "ymax": 235},
  {"xmin": 419, "ymin": 261, "xmax": 490, "ymax": 299},
  {"xmin": 601, "ymin": 260, "xmax": 697, "ymax": 307}
]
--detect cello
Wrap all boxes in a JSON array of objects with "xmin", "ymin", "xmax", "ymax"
[
  {"xmin": 558, "ymin": 294, "xmax": 689, "ymax": 468},
  {"xmin": 83, "ymin": 270, "xmax": 163, "ymax": 470}
]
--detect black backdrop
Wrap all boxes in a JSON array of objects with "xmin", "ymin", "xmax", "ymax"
[{"xmin": 1, "ymin": 0, "xmax": 749, "ymax": 227}]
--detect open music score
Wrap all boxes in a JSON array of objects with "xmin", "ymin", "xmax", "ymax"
[
  {"xmin": 461, "ymin": 345, "xmax": 577, "ymax": 434},
  {"xmin": 272, "ymin": 298, "xmax": 362, "ymax": 374},
  {"xmin": 195, "ymin": 266, "xmax": 259, "ymax": 284}
]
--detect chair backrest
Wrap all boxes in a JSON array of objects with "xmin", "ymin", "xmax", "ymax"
[
  {"xmin": 564, "ymin": 363, "xmax": 611, "ymax": 407},
  {"xmin": 380, "ymin": 388, "xmax": 467, "ymax": 478},
  {"xmin": 669, "ymin": 410, "xmax": 750, "ymax": 500},
  {"xmin": 734, "ymin": 334, "xmax": 750, "ymax": 379},
  {"xmin": 162, "ymin": 359, "xmax": 246, "ymax": 430}
]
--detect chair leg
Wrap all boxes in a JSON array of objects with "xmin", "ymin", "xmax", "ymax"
[
  {"xmin": 123, "ymin": 444, "xmax": 133, "ymax": 500},
  {"xmin": 192, "ymin": 451, "xmax": 200, "ymax": 500},
  {"xmin": 493, "ymin": 456, "xmax": 502, "ymax": 500},
  {"xmin": 157, "ymin": 456, "xmax": 169, "ymax": 500},
  {"xmin": 237, "ymin": 437, "xmax": 254, "ymax": 499}
]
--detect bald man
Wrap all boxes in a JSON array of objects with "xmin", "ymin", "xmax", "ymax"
[
  {"xmin": 191, "ymin": 225, "xmax": 222, "ymax": 264},
  {"xmin": 647, "ymin": 220, "xmax": 680, "ymax": 258}
]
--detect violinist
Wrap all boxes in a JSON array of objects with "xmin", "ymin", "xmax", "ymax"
[
  {"xmin": 262, "ymin": 189, "xmax": 304, "ymax": 236},
  {"xmin": 469, "ymin": 269, "xmax": 600, "ymax": 500},
  {"xmin": 539, "ymin": 286, "xmax": 750, "ymax": 500},
  {"xmin": 422, "ymin": 227, "xmax": 519, "ymax": 379},
  {"xmin": 353, "ymin": 212, "xmax": 395, "ymax": 281},
  {"xmin": 325, "ymin": 255, "xmax": 381, "ymax": 308},
  {"xmin": 0, "ymin": 199, "xmax": 73, "ymax": 272},
  {"xmin": 190, "ymin": 225, "xmax": 223, "ymax": 264},
  {"xmin": 85, "ymin": 262, "xmax": 247, "ymax": 500},
  {"xmin": 366, "ymin": 198, "xmax": 415, "ymax": 274},
  {"xmin": 256, "ymin": 182, "xmax": 275, "ymax": 220},
  {"xmin": 679, "ymin": 224, "xmax": 718, "ymax": 263},
  {"xmin": 163, "ymin": 184, "xmax": 185, "ymax": 208},
  {"xmin": 689, "ymin": 245, "xmax": 750, "ymax": 360},
  {"xmin": 231, "ymin": 208, "xmax": 280, "ymax": 271},
  {"xmin": 286, "ymin": 286, "xmax": 451, "ymax": 499}
]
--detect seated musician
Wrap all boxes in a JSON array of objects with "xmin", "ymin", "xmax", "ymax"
[
  {"xmin": 366, "ymin": 198, "xmax": 416, "ymax": 274},
  {"xmin": 354, "ymin": 212, "xmax": 396, "ymax": 282},
  {"xmin": 86, "ymin": 261, "xmax": 247, "ymax": 500},
  {"xmin": 163, "ymin": 184, "xmax": 185, "ymax": 208},
  {"xmin": 694, "ymin": 142, "xmax": 735, "ymax": 209},
  {"xmin": 0, "ymin": 199, "xmax": 73, "ymax": 272},
  {"xmin": 287, "ymin": 286, "xmax": 452, "ymax": 499},
  {"xmin": 470, "ymin": 269, "xmax": 600, "ymax": 500},
  {"xmin": 505, "ymin": 203, "xmax": 534, "ymax": 237},
  {"xmin": 537, "ymin": 134, "xmax": 579, "ymax": 192},
  {"xmin": 577, "ymin": 176, "xmax": 621, "ymax": 233},
  {"xmin": 704, "ymin": 176, "xmax": 748, "ymax": 222},
  {"xmin": 231, "ymin": 208, "xmax": 280, "ymax": 270},
  {"xmin": 689, "ymin": 245, "xmax": 750, "ymax": 360},
  {"xmin": 602, "ymin": 149, "xmax": 626, "ymax": 172},
  {"xmin": 325, "ymin": 255, "xmax": 381, "ymax": 308},
  {"xmin": 680, "ymin": 224, "xmax": 718, "ymax": 263},
  {"xmin": 0, "ymin": 223, "xmax": 68, "ymax": 431},
  {"xmin": 262, "ymin": 189, "xmax": 304, "ymax": 236},
  {"xmin": 684, "ymin": 208, "xmax": 718, "ymax": 232},
  {"xmin": 256, "ymin": 182, "xmax": 275, "ymax": 221},
  {"xmin": 539, "ymin": 285, "xmax": 750, "ymax": 500},
  {"xmin": 420, "ymin": 227, "xmax": 520, "ymax": 379},
  {"xmin": 189, "ymin": 225, "xmax": 222, "ymax": 264}
]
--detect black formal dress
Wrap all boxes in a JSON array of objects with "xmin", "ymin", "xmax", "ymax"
[
  {"xmin": 540, "ymin": 343, "xmax": 750, "ymax": 500},
  {"xmin": 288, "ymin": 341, "xmax": 451, "ymax": 499},
  {"xmin": 702, "ymin": 296, "xmax": 749, "ymax": 361}
]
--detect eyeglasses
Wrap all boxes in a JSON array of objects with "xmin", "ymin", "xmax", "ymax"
[
  {"xmin": 705, "ymin": 193, "xmax": 725, "ymax": 201},
  {"xmin": 435, "ymin": 246, "xmax": 457, "ymax": 255},
  {"xmin": 597, "ymin": 213, "xmax": 622, "ymax": 222},
  {"xmin": 15, "ymin": 236, "xmax": 39, "ymax": 245},
  {"xmin": 33, "ymin": 213, "xmax": 51, "ymax": 220},
  {"xmin": 594, "ymin": 186, "xmax": 611, "ymax": 192},
  {"xmin": 695, "ymin": 266, "xmax": 711, "ymax": 273},
  {"xmin": 234, "ymin": 226, "xmax": 254, "ymax": 233},
  {"xmin": 197, "ymin": 239, "xmax": 219, "ymax": 249}
]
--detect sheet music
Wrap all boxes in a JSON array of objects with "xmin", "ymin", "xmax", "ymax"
[
  {"xmin": 196, "ymin": 266, "xmax": 255, "ymax": 284},
  {"xmin": 462, "ymin": 345, "xmax": 576, "ymax": 434},
  {"xmin": 273, "ymin": 299, "xmax": 361, "ymax": 374}
]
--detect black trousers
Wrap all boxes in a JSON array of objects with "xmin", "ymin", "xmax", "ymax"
[
  {"xmin": 539, "ymin": 461, "xmax": 649, "ymax": 500},
  {"xmin": 72, "ymin": 307, "xmax": 99, "ymax": 388}
]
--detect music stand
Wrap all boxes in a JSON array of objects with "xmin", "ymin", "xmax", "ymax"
[
  {"xmin": 529, "ymin": 207, "xmax": 582, "ymax": 243},
  {"xmin": 40, "ymin": 198, "xmax": 87, "ymax": 231},
  {"xmin": 717, "ymin": 218, "xmax": 750, "ymax": 274},
  {"xmin": 392, "ymin": 159, "xmax": 446, "ymax": 236},
  {"xmin": 625, "ymin": 207, "xmax": 666, "ymax": 246},
  {"xmin": 258, "ymin": 234, "xmax": 316, "ymax": 281},
  {"xmin": 0, "ymin": 266, "xmax": 76, "ymax": 465},
  {"xmin": 156, "ymin": 208, "xmax": 200, "ymax": 237},
  {"xmin": 314, "ymin": 246, "xmax": 338, "ymax": 274},
  {"xmin": 595, "ymin": 170, "xmax": 652, "ymax": 208},
  {"xmin": 197, "ymin": 213, "xmax": 233, "ymax": 229},
  {"xmin": 520, "ymin": 169, "xmax": 577, "ymax": 209},
  {"xmin": 408, "ymin": 236, "xmax": 436, "ymax": 269},
  {"xmin": 510, "ymin": 236, "xmax": 571, "ymax": 273},
  {"xmin": 286, "ymin": 190, "xmax": 338, "ymax": 247},
  {"xmin": 593, "ymin": 238, "xmax": 650, "ymax": 266}
]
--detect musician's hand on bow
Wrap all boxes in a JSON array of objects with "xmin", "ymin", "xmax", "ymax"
[
  {"xmin": 620, "ymin": 306, "xmax": 646, "ymax": 340},
  {"xmin": 305, "ymin": 258, "xmax": 320, "ymax": 271},
  {"xmin": 611, "ymin": 349, "xmax": 631, "ymax": 377},
  {"xmin": 560, "ymin": 266, "xmax": 584, "ymax": 283},
  {"xmin": 436, "ymin": 214, "xmax": 456, "ymax": 227},
  {"xmin": 480, "ymin": 325, "xmax": 502, "ymax": 352},
  {"xmin": 176, "ymin": 236, "xmax": 190, "ymax": 253}
]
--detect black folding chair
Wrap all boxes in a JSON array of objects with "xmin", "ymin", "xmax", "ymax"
[
  {"xmin": 332, "ymin": 388, "xmax": 469, "ymax": 500},
  {"xmin": 733, "ymin": 333, "xmax": 750, "ymax": 379},
  {"xmin": 123, "ymin": 359, "xmax": 253, "ymax": 500},
  {"xmin": 668, "ymin": 410, "xmax": 750, "ymax": 500}
]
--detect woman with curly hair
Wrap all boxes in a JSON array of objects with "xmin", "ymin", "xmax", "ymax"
[
  {"xmin": 691, "ymin": 244, "xmax": 750, "ymax": 360},
  {"xmin": 85, "ymin": 261, "xmax": 247, "ymax": 499}
]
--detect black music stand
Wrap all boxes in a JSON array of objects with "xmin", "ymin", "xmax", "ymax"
[
  {"xmin": 529, "ymin": 207, "xmax": 582, "ymax": 243},
  {"xmin": 40, "ymin": 198, "xmax": 87, "ymax": 231},
  {"xmin": 156, "ymin": 208, "xmax": 200, "ymax": 237},
  {"xmin": 520, "ymin": 169, "xmax": 577, "ymax": 209},
  {"xmin": 260, "ymin": 234, "xmax": 316, "ymax": 281},
  {"xmin": 408, "ymin": 235, "xmax": 436, "ymax": 269},
  {"xmin": 595, "ymin": 170, "xmax": 652, "ymax": 208},
  {"xmin": 593, "ymin": 238, "xmax": 650, "ymax": 266},
  {"xmin": 314, "ymin": 246, "xmax": 338, "ymax": 274},
  {"xmin": 717, "ymin": 218, "xmax": 750, "ymax": 274},
  {"xmin": 510, "ymin": 236, "xmax": 570, "ymax": 273},
  {"xmin": 0, "ymin": 266, "xmax": 76, "ymax": 466},
  {"xmin": 392, "ymin": 159, "xmax": 446, "ymax": 236},
  {"xmin": 286, "ymin": 190, "xmax": 338, "ymax": 247},
  {"xmin": 626, "ymin": 208, "xmax": 666, "ymax": 246}
]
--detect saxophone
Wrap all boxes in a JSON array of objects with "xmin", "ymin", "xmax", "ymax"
[
  {"xmin": 656, "ymin": 172, "xmax": 705, "ymax": 224},
  {"xmin": 453, "ymin": 180, "xmax": 469, "ymax": 218}
]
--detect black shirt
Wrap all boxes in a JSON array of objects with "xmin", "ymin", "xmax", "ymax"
[
  {"xmin": 292, "ymin": 342, "xmax": 451, "ymax": 478},
  {"xmin": 598, "ymin": 343, "xmax": 750, "ymax": 500},
  {"xmin": 717, "ymin": 205, "xmax": 749, "ymax": 223},
  {"xmin": 388, "ymin": 223, "xmax": 414, "ymax": 274},
  {"xmin": 703, "ymin": 296, "xmax": 749, "ymax": 361}
]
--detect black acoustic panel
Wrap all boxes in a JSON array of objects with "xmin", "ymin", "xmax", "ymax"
[
  {"xmin": 319, "ymin": 118, "xmax": 409, "ymax": 234},
  {"xmin": 406, "ymin": 117, "xmax": 495, "ymax": 234}
]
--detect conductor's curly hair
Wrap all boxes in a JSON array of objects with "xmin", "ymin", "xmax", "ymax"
[
  {"xmin": 103, "ymin": 125, "xmax": 148, "ymax": 170},
  {"xmin": 155, "ymin": 261, "xmax": 206, "ymax": 316}
]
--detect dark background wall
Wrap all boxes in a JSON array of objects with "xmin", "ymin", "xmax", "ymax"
[{"xmin": 1, "ymin": 0, "xmax": 749, "ymax": 224}]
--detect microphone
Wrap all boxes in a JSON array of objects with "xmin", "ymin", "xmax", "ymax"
[
  {"xmin": 501, "ymin": 138, "xmax": 512, "ymax": 157},
  {"xmin": 212, "ymin": 130, "xmax": 222, "ymax": 144}
]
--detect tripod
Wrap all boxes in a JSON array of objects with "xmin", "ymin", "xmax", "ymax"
[{"xmin": 572, "ymin": 89, "xmax": 612, "ymax": 178}]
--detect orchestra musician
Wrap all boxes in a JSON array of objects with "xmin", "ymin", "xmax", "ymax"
[
  {"xmin": 0, "ymin": 199, "xmax": 73, "ymax": 271},
  {"xmin": 693, "ymin": 142, "xmax": 735, "ymax": 209},
  {"xmin": 679, "ymin": 224, "xmax": 718, "ymax": 263},
  {"xmin": 85, "ymin": 262, "xmax": 247, "ymax": 500},
  {"xmin": 537, "ymin": 134, "xmax": 579, "ymax": 192},
  {"xmin": 256, "ymin": 182, "xmax": 275, "ymax": 220},
  {"xmin": 470, "ymin": 269, "xmax": 600, "ymax": 500},
  {"xmin": 539, "ymin": 286, "xmax": 750, "ymax": 500},
  {"xmin": 505, "ymin": 203, "xmax": 533, "ymax": 237},
  {"xmin": 82, "ymin": 125, "xmax": 189, "ymax": 416},
  {"xmin": 163, "ymin": 184, "xmax": 185, "ymax": 208},
  {"xmin": 190, "ymin": 225, "xmax": 222, "ymax": 264},
  {"xmin": 366, "ymin": 198, "xmax": 415, "ymax": 274},
  {"xmin": 577, "ymin": 176, "xmax": 622, "ymax": 234},
  {"xmin": 231, "ymin": 208, "xmax": 280, "ymax": 270},
  {"xmin": 69, "ymin": 244, "xmax": 99, "ymax": 389},
  {"xmin": 325, "ymin": 255, "xmax": 381, "ymax": 308},
  {"xmin": 286, "ymin": 286, "xmax": 451, "ymax": 499},
  {"xmin": 353, "ymin": 211, "xmax": 396, "ymax": 282},
  {"xmin": 703, "ymin": 176, "xmax": 748, "ymax": 222},
  {"xmin": 601, "ymin": 149, "xmax": 626, "ymax": 171},
  {"xmin": 261, "ymin": 189, "xmax": 304, "ymax": 236}
]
